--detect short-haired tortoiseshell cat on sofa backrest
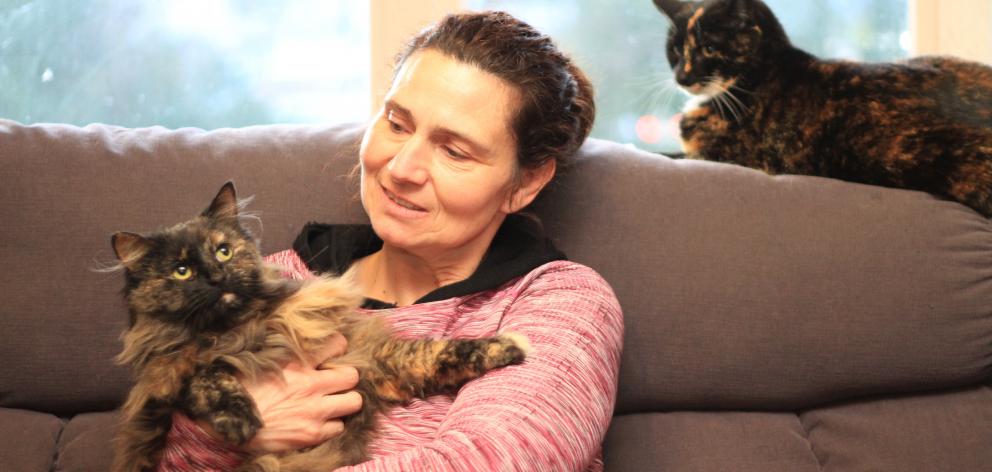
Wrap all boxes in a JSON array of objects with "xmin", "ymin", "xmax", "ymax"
[
  {"xmin": 110, "ymin": 182, "xmax": 529, "ymax": 472},
  {"xmin": 653, "ymin": 0, "xmax": 992, "ymax": 217}
]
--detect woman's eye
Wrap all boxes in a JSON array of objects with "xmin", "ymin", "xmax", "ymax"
[
  {"xmin": 385, "ymin": 111, "xmax": 408, "ymax": 134},
  {"xmin": 215, "ymin": 244, "xmax": 233, "ymax": 262},
  {"xmin": 172, "ymin": 265, "xmax": 193, "ymax": 280},
  {"xmin": 443, "ymin": 146, "xmax": 468, "ymax": 160}
]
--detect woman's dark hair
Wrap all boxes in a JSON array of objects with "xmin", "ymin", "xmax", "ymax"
[{"xmin": 395, "ymin": 10, "xmax": 596, "ymax": 175}]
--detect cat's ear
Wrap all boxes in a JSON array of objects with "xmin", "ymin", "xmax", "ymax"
[
  {"xmin": 653, "ymin": 0, "xmax": 694, "ymax": 19},
  {"xmin": 112, "ymin": 232, "xmax": 151, "ymax": 266},
  {"xmin": 203, "ymin": 181, "xmax": 239, "ymax": 219}
]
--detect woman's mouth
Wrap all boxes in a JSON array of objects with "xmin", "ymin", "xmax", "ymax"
[{"xmin": 382, "ymin": 185, "xmax": 427, "ymax": 212}]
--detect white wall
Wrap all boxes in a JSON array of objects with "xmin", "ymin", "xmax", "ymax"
[
  {"xmin": 369, "ymin": 0, "xmax": 464, "ymax": 114},
  {"xmin": 911, "ymin": 0, "xmax": 992, "ymax": 63}
]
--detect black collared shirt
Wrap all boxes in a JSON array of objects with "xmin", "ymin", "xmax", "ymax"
[{"xmin": 292, "ymin": 214, "xmax": 567, "ymax": 309}]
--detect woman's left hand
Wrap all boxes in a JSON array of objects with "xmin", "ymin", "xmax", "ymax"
[{"xmin": 242, "ymin": 332, "xmax": 363, "ymax": 454}]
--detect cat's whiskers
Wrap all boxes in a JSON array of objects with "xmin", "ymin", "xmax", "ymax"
[
  {"xmin": 629, "ymin": 70, "xmax": 683, "ymax": 120},
  {"xmin": 704, "ymin": 76, "xmax": 750, "ymax": 124},
  {"xmin": 657, "ymin": 76, "xmax": 686, "ymax": 118},
  {"xmin": 719, "ymin": 90, "xmax": 749, "ymax": 124},
  {"xmin": 724, "ymin": 83, "xmax": 754, "ymax": 114},
  {"xmin": 701, "ymin": 76, "xmax": 730, "ymax": 122},
  {"xmin": 723, "ymin": 90, "xmax": 750, "ymax": 115},
  {"xmin": 729, "ymin": 83, "xmax": 755, "ymax": 96},
  {"xmin": 709, "ymin": 90, "xmax": 729, "ymax": 121}
]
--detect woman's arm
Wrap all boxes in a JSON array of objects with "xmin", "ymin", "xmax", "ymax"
[{"xmin": 339, "ymin": 263, "xmax": 624, "ymax": 472}]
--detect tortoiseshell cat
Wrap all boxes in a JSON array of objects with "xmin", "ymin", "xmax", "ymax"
[
  {"xmin": 111, "ymin": 182, "xmax": 528, "ymax": 472},
  {"xmin": 654, "ymin": 0, "xmax": 992, "ymax": 216}
]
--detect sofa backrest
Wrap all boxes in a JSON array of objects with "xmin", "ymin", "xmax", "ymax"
[
  {"xmin": 537, "ymin": 139, "xmax": 992, "ymax": 413},
  {"xmin": 2, "ymin": 120, "xmax": 990, "ymax": 417}
]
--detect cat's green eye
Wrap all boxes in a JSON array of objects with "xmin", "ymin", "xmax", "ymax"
[
  {"xmin": 172, "ymin": 265, "xmax": 193, "ymax": 281},
  {"xmin": 215, "ymin": 244, "xmax": 233, "ymax": 262}
]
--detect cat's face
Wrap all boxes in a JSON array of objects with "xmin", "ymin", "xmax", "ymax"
[
  {"xmin": 656, "ymin": 0, "xmax": 783, "ymax": 97},
  {"xmin": 113, "ymin": 183, "xmax": 263, "ymax": 333}
]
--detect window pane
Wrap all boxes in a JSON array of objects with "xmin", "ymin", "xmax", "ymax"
[
  {"xmin": 469, "ymin": 0, "xmax": 909, "ymax": 153},
  {"xmin": 0, "ymin": 0, "xmax": 369, "ymax": 129}
]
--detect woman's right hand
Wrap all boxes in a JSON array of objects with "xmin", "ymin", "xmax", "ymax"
[{"xmin": 242, "ymin": 332, "xmax": 363, "ymax": 453}]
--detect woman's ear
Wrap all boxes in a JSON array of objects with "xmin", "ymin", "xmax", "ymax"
[{"xmin": 504, "ymin": 159, "xmax": 557, "ymax": 214}]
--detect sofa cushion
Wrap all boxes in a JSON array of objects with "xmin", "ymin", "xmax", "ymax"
[
  {"xmin": 604, "ymin": 383, "xmax": 992, "ymax": 471},
  {"xmin": 55, "ymin": 411, "xmax": 118, "ymax": 472},
  {"xmin": 535, "ymin": 138, "xmax": 992, "ymax": 411},
  {"xmin": 801, "ymin": 383, "xmax": 992, "ymax": 470},
  {"xmin": 603, "ymin": 411, "xmax": 821, "ymax": 472},
  {"xmin": 0, "ymin": 408, "xmax": 63, "ymax": 472}
]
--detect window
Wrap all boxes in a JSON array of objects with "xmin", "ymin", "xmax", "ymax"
[
  {"xmin": 4, "ymin": 0, "xmax": 987, "ymax": 146},
  {"xmin": 0, "ymin": 0, "xmax": 369, "ymax": 129},
  {"xmin": 469, "ymin": 0, "xmax": 909, "ymax": 154}
]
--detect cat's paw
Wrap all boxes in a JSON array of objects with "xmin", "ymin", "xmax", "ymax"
[
  {"xmin": 211, "ymin": 412, "xmax": 262, "ymax": 445},
  {"xmin": 487, "ymin": 332, "xmax": 530, "ymax": 368}
]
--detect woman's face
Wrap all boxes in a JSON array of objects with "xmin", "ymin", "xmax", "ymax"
[{"xmin": 359, "ymin": 49, "xmax": 548, "ymax": 258}]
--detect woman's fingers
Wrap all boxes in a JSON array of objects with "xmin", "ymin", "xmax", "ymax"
[
  {"xmin": 311, "ymin": 365, "xmax": 360, "ymax": 395},
  {"xmin": 236, "ymin": 336, "xmax": 361, "ymax": 454},
  {"xmin": 306, "ymin": 332, "xmax": 349, "ymax": 367},
  {"xmin": 320, "ymin": 419, "xmax": 346, "ymax": 441},
  {"xmin": 242, "ymin": 389, "xmax": 360, "ymax": 453},
  {"xmin": 320, "ymin": 390, "xmax": 363, "ymax": 420}
]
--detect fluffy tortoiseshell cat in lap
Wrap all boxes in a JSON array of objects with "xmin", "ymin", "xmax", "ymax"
[
  {"xmin": 111, "ymin": 182, "xmax": 528, "ymax": 472},
  {"xmin": 653, "ymin": 0, "xmax": 992, "ymax": 216}
]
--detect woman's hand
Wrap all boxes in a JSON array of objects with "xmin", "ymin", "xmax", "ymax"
[{"xmin": 243, "ymin": 332, "xmax": 363, "ymax": 453}]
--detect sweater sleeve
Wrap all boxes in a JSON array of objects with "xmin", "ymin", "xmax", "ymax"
[
  {"xmin": 155, "ymin": 250, "xmax": 315, "ymax": 471},
  {"xmin": 338, "ymin": 263, "xmax": 624, "ymax": 472},
  {"xmin": 266, "ymin": 249, "xmax": 319, "ymax": 280}
]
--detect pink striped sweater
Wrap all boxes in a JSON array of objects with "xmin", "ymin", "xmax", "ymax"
[{"xmin": 157, "ymin": 249, "xmax": 624, "ymax": 471}]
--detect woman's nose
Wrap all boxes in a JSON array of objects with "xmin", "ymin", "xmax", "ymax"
[{"xmin": 387, "ymin": 137, "xmax": 430, "ymax": 185}]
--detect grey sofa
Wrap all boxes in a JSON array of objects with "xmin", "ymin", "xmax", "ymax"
[{"xmin": 1, "ymin": 120, "xmax": 990, "ymax": 471}]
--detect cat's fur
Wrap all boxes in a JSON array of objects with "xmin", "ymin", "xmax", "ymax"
[
  {"xmin": 111, "ymin": 182, "xmax": 529, "ymax": 472},
  {"xmin": 653, "ymin": 0, "xmax": 992, "ymax": 216}
]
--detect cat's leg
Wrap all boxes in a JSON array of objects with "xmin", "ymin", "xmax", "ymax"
[
  {"xmin": 113, "ymin": 351, "xmax": 198, "ymax": 472},
  {"xmin": 679, "ymin": 104, "xmax": 751, "ymax": 165},
  {"xmin": 183, "ymin": 363, "xmax": 262, "ymax": 445},
  {"xmin": 363, "ymin": 333, "xmax": 530, "ymax": 403},
  {"xmin": 679, "ymin": 103, "xmax": 714, "ymax": 159}
]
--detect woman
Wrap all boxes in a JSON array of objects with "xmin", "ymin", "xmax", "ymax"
[{"xmin": 159, "ymin": 10, "xmax": 623, "ymax": 471}]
